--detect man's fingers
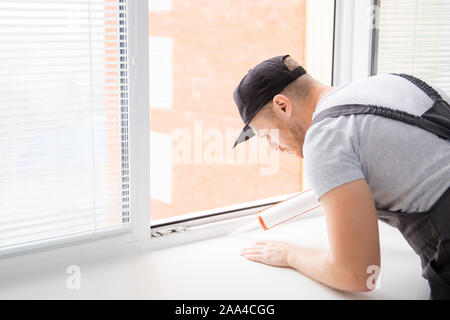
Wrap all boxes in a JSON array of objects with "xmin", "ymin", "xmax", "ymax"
[
  {"xmin": 241, "ymin": 253, "xmax": 263, "ymax": 262},
  {"xmin": 240, "ymin": 240, "xmax": 293, "ymax": 268},
  {"xmin": 240, "ymin": 241, "xmax": 271, "ymax": 262},
  {"xmin": 242, "ymin": 245, "xmax": 264, "ymax": 250},
  {"xmin": 241, "ymin": 243, "xmax": 266, "ymax": 251},
  {"xmin": 254, "ymin": 241, "xmax": 268, "ymax": 245},
  {"xmin": 240, "ymin": 248, "xmax": 263, "ymax": 255}
]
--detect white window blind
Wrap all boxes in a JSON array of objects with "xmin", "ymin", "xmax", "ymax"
[
  {"xmin": 0, "ymin": 0, "xmax": 130, "ymax": 256},
  {"xmin": 376, "ymin": 0, "xmax": 450, "ymax": 93}
]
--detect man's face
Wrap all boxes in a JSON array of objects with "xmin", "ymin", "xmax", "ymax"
[{"xmin": 249, "ymin": 97, "xmax": 306, "ymax": 158}]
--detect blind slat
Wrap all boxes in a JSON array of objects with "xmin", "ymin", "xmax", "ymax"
[
  {"xmin": 0, "ymin": 215, "xmax": 127, "ymax": 244},
  {"xmin": 0, "ymin": 169, "xmax": 123, "ymax": 183},
  {"xmin": 0, "ymin": 0, "xmax": 130, "ymax": 254},
  {"xmin": 377, "ymin": 0, "xmax": 450, "ymax": 94}
]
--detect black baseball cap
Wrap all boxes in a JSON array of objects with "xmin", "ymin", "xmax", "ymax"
[{"xmin": 232, "ymin": 54, "xmax": 307, "ymax": 149}]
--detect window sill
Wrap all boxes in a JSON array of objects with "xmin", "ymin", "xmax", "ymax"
[
  {"xmin": 0, "ymin": 191, "xmax": 319, "ymax": 281},
  {"xmin": 0, "ymin": 210, "xmax": 429, "ymax": 299}
]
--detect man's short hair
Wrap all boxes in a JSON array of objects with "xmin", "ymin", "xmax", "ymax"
[{"xmin": 259, "ymin": 56, "xmax": 312, "ymax": 119}]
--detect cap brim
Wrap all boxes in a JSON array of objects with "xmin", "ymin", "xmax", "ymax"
[{"xmin": 232, "ymin": 124, "xmax": 255, "ymax": 149}]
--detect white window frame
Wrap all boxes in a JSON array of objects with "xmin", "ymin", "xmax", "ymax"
[
  {"xmin": 148, "ymin": 0, "xmax": 336, "ymax": 240},
  {"xmin": 1, "ymin": 0, "xmax": 339, "ymax": 278},
  {"xmin": 0, "ymin": 0, "xmax": 151, "ymax": 278},
  {"xmin": 332, "ymin": 0, "xmax": 376, "ymax": 86}
]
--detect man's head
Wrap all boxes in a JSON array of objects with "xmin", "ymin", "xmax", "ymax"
[{"xmin": 232, "ymin": 55, "xmax": 318, "ymax": 158}]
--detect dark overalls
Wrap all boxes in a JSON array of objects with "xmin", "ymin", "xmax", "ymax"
[{"xmin": 310, "ymin": 74, "xmax": 450, "ymax": 299}]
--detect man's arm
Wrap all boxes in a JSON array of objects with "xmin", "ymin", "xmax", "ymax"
[{"xmin": 240, "ymin": 178, "xmax": 380, "ymax": 292}]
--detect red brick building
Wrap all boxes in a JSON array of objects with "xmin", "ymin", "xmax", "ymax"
[{"xmin": 149, "ymin": 0, "xmax": 307, "ymax": 219}]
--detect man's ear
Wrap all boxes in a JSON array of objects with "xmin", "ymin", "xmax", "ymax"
[{"xmin": 272, "ymin": 94, "xmax": 292, "ymax": 117}]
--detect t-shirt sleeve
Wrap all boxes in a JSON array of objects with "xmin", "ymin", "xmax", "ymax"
[{"xmin": 303, "ymin": 123, "xmax": 366, "ymax": 201}]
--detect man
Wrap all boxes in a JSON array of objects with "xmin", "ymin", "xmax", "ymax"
[{"xmin": 233, "ymin": 55, "xmax": 450, "ymax": 299}]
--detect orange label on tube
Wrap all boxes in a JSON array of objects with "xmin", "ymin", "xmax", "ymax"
[{"xmin": 258, "ymin": 216, "xmax": 268, "ymax": 230}]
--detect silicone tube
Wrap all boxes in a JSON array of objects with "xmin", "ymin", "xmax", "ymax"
[{"xmin": 229, "ymin": 189, "xmax": 320, "ymax": 235}]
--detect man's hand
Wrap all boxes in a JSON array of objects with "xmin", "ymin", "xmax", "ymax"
[
  {"xmin": 240, "ymin": 240, "xmax": 297, "ymax": 268},
  {"xmin": 239, "ymin": 179, "xmax": 381, "ymax": 292}
]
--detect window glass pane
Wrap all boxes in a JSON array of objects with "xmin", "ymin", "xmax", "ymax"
[
  {"xmin": 0, "ymin": 0, "xmax": 130, "ymax": 254},
  {"xmin": 149, "ymin": 0, "xmax": 328, "ymax": 220}
]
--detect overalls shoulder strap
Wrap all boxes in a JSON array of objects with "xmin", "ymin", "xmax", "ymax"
[
  {"xmin": 310, "ymin": 73, "xmax": 450, "ymax": 299},
  {"xmin": 310, "ymin": 73, "xmax": 450, "ymax": 140}
]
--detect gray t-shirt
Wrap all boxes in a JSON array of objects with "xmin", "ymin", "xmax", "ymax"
[{"xmin": 302, "ymin": 73, "xmax": 450, "ymax": 213}]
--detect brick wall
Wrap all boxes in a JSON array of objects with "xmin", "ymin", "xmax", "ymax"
[{"xmin": 149, "ymin": 0, "xmax": 307, "ymax": 219}]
